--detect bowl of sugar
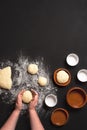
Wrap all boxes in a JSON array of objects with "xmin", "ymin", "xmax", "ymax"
[
  {"xmin": 77, "ymin": 69, "xmax": 87, "ymax": 82},
  {"xmin": 66, "ymin": 53, "xmax": 79, "ymax": 66},
  {"xmin": 45, "ymin": 94, "xmax": 57, "ymax": 107}
]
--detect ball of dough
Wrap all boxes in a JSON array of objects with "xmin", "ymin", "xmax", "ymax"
[
  {"xmin": 56, "ymin": 70, "xmax": 69, "ymax": 84},
  {"xmin": 22, "ymin": 90, "xmax": 33, "ymax": 103},
  {"xmin": 28, "ymin": 64, "xmax": 38, "ymax": 74},
  {"xmin": 38, "ymin": 76, "xmax": 48, "ymax": 86}
]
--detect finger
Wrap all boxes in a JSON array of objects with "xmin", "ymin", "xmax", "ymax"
[
  {"xmin": 19, "ymin": 89, "xmax": 26, "ymax": 95},
  {"xmin": 17, "ymin": 90, "xmax": 25, "ymax": 99},
  {"xmin": 33, "ymin": 94, "xmax": 38, "ymax": 102},
  {"xmin": 17, "ymin": 90, "xmax": 25, "ymax": 101},
  {"xmin": 35, "ymin": 94, "xmax": 38, "ymax": 100},
  {"xmin": 31, "ymin": 89, "xmax": 38, "ymax": 96}
]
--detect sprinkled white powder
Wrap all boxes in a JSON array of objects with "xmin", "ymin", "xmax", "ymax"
[{"xmin": 0, "ymin": 56, "xmax": 58, "ymax": 114}]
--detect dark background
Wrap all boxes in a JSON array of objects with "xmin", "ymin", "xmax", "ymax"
[{"xmin": 0, "ymin": 0, "xmax": 87, "ymax": 130}]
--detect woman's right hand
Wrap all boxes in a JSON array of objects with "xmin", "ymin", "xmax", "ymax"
[
  {"xmin": 29, "ymin": 89, "xmax": 38, "ymax": 110},
  {"xmin": 15, "ymin": 90, "xmax": 25, "ymax": 112}
]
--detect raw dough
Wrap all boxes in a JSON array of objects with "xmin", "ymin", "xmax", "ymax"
[
  {"xmin": 38, "ymin": 76, "xmax": 48, "ymax": 86},
  {"xmin": 22, "ymin": 90, "xmax": 33, "ymax": 103},
  {"xmin": 0, "ymin": 66, "xmax": 12, "ymax": 90},
  {"xmin": 57, "ymin": 70, "xmax": 69, "ymax": 84},
  {"xmin": 28, "ymin": 64, "xmax": 38, "ymax": 74}
]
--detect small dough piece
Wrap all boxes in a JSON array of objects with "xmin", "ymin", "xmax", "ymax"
[
  {"xmin": 38, "ymin": 76, "xmax": 48, "ymax": 86},
  {"xmin": 56, "ymin": 70, "xmax": 69, "ymax": 84},
  {"xmin": 22, "ymin": 90, "xmax": 33, "ymax": 103},
  {"xmin": 0, "ymin": 66, "xmax": 12, "ymax": 90},
  {"xmin": 28, "ymin": 64, "xmax": 38, "ymax": 74}
]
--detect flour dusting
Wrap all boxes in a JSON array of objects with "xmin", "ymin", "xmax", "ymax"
[{"xmin": 0, "ymin": 56, "xmax": 57, "ymax": 114}]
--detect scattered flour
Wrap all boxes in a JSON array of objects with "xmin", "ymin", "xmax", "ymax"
[{"xmin": 0, "ymin": 56, "xmax": 58, "ymax": 114}]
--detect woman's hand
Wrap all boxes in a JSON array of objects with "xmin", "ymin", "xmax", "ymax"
[
  {"xmin": 15, "ymin": 90, "xmax": 25, "ymax": 112},
  {"xmin": 29, "ymin": 89, "xmax": 38, "ymax": 110}
]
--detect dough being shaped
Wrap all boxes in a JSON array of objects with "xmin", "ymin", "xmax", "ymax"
[
  {"xmin": 38, "ymin": 76, "xmax": 48, "ymax": 86},
  {"xmin": 0, "ymin": 66, "xmax": 12, "ymax": 90},
  {"xmin": 28, "ymin": 64, "xmax": 38, "ymax": 74},
  {"xmin": 56, "ymin": 70, "xmax": 69, "ymax": 84},
  {"xmin": 22, "ymin": 90, "xmax": 33, "ymax": 103}
]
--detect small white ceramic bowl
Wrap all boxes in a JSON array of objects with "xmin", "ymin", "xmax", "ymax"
[
  {"xmin": 66, "ymin": 53, "xmax": 79, "ymax": 66},
  {"xmin": 45, "ymin": 94, "xmax": 57, "ymax": 107},
  {"xmin": 77, "ymin": 69, "xmax": 87, "ymax": 82}
]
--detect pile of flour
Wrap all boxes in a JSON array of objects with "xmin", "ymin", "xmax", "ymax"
[{"xmin": 0, "ymin": 56, "xmax": 57, "ymax": 113}]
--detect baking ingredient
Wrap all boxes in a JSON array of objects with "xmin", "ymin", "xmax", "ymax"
[
  {"xmin": 22, "ymin": 90, "xmax": 33, "ymax": 103},
  {"xmin": 28, "ymin": 63, "xmax": 38, "ymax": 74},
  {"xmin": 45, "ymin": 94, "xmax": 57, "ymax": 107},
  {"xmin": 57, "ymin": 70, "xmax": 69, "ymax": 84},
  {"xmin": 77, "ymin": 69, "xmax": 87, "ymax": 82},
  {"xmin": 38, "ymin": 76, "xmax": 48, "ymax": 86},
  {"xmin": 66, "ymin": 53, "xmax": 79, "ymax": 66},
  {"xmin": 0, "ymin": 66, "xmax": 12, "ymax": 90}
]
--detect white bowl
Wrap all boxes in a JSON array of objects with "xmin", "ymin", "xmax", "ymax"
[
  {"xmin": 45, "ymin": 94, "xmax": 57, "ymax": 107},
  {"xmin": 66, "ymin": 53, "xmax": 79, "ymax": 66},
  {"xmin": 77, "ymin": 69, "xmax": 87, "ymax": 82}
]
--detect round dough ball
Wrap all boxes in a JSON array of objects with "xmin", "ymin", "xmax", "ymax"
[
  {"xmin": 38, "ymin": 76, "xmax": 48, "ymax": 86},
  {"xmin": 22, "ymin": 90, "xmax": 33, "ymax": 103},
  {"xmin": 28, "ymin": 64, "xmax": 38, "ymax": 74},
  {"xmin": 56, "ymin": 70, "xmax": 69, "ymax": 84}
]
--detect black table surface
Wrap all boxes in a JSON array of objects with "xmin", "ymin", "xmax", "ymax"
[{"xmin": 0, "ymin": 0, "xmax": 87, "ymax": 130}]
